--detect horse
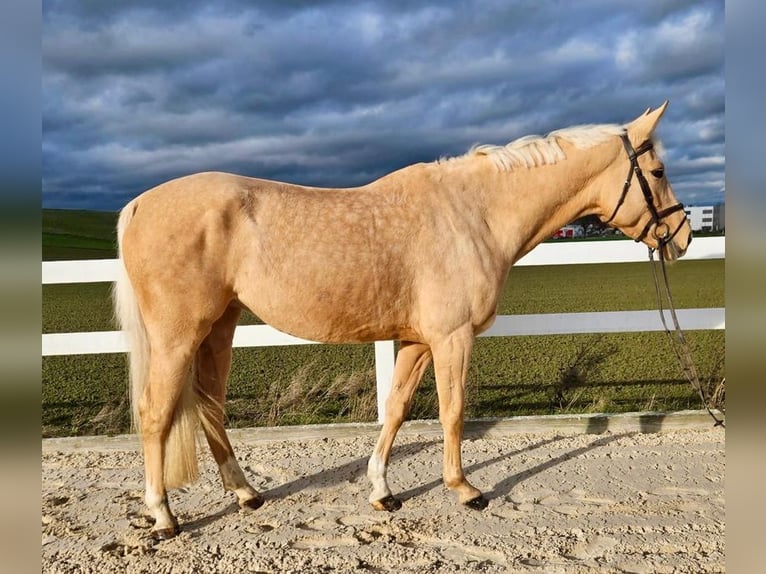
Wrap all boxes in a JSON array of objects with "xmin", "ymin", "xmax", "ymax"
[{"xmin": 113, "ymin": 102, "xmax": 690, "ymax": 539}]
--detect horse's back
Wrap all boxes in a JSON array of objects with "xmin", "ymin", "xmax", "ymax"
[{"xmin": 119, "ymin": 171, "xmax": 424, "ymax": 341}]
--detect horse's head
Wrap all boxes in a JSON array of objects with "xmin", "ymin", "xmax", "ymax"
[{"xmin": 599, "ymin": 101, "xmax": 691, "ymax": 261}]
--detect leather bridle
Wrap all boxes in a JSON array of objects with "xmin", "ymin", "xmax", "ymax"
[
  {"xmin": 605, "ymin": 132, "xmax": 723, "ymax": 427},
  {"xmin": 604, "ymin": 132, "xmax": 687, "ymax": 247}
]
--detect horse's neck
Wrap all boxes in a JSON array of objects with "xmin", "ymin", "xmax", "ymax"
[{"xmin": 480, "ymin": 148, "xmax": 611, "ymax": 263}]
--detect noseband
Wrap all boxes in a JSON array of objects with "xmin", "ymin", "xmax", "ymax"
[{"xmin": 604, "ymin": 133, "xmax": 686, "ymax": 246}]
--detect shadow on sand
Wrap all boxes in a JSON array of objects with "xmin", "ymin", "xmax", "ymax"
[{"xmin": 182, "ymin": 419, "xmax": 628, "ymax": 533}]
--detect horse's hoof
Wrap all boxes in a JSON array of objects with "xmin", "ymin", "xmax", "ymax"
[
  {"xmin": 151, "ymin": 526, "xmax": 180, "ymax": 541},
  {"xmin": 371, "ymin": 495, "xmax": 402, "ymax": 512},
  {"xmin": 464, "ymin": 495, "xmax": 489, "ymax": 510},
  {"xmin": 239, "ymin": 495, "xmax": 265, "ymax": 511}
]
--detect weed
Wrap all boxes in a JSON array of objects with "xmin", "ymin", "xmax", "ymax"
[{"xmin": 549, "ymin": 335, "xmax": 616, "ymax": 413}]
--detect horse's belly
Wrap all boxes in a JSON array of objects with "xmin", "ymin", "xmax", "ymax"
[
  {"xmin": 252, "ymin": 308, "xmax": 410, "ymax": 344},
  {"xmin": 238, "ymin": 281, "xmax": 414, "ymax": 344}
]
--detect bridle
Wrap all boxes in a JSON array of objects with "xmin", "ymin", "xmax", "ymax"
[
  {"xmin": 606, "ymin": 132, "xmax": 724, "ymax": 427},
  {"xmin": 604, "ymin": 132, "xmax": 687, "ymax": 247}
]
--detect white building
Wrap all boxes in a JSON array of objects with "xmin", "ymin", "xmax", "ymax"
[{"xmin": 684, "ymin": 204, "xmax": 724, "ymax": 232}]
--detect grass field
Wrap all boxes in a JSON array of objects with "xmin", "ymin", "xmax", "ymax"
[
  {"xmin": 43, "ymin": 208, "xmax": 118, "ymax": 260},
  {"xmin": 42, "ymin": 208, "xmax": 725, "ymax": 437}
]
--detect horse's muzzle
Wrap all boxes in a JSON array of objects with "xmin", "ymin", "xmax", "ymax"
[{"xmin": 662, "ymin": 226, "xmax": 691, "ymax": 261}]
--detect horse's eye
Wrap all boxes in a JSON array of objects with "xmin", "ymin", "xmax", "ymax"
[{"xmin": 651, "ymin": 168, "xmax": 664, "ymax": 179}]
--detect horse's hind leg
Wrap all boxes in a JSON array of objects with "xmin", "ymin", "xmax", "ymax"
[
  {"xmin": 140, "ymin": 343, "xmax": 200, "ymax": 539},
  {"xmin": 196, "ymin": 305, "xmax": 264, "ymax": 510},
  {"xmin": 368, "ymin": 341, "xmax": 432, "ymax": 510}
]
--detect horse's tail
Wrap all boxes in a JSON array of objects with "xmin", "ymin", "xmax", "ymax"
[
  {"xmin": 113, "ymin": 200, "xmax": 204, "ymax": 488},
  {"xmin": 113, "ymin": 201, "xmax": 149, "ymax": 435}
]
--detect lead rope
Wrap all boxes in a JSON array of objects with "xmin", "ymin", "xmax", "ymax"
[{"xmin": 648, "ymin": 247, "xmax": 725, "ymax": 427}]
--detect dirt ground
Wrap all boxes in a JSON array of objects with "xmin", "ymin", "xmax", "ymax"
[{"xmin": 42, "ymin": 420, "xmax": 724, "ymax": 573}]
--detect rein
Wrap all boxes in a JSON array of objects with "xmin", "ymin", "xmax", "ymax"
[{"xmin": 648, "ymin": 247, "xmax": 725, "ymax": 428}]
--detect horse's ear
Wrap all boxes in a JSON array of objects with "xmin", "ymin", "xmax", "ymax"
[{"xmin": 627, "ymin": 100, "xmax": 669, "ymax": 144}]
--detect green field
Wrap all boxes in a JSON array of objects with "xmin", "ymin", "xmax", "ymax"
[
  {"xmin": 43, "ymin": 208, "xmax": 118, "ymax": 260},
  {"xmin": 42, "ymin": 209, "xmax": 725, "ymax": 437}
]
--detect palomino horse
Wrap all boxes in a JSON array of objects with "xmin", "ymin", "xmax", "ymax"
[{"xmin": 114, "ymin": 102, "xmax": 690, "ymax": 539}]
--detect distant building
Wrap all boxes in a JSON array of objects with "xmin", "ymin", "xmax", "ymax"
[
  {"xmin": 684, "ymin": 204, "xmax": 725, "ymax": 232},
  {"xmin": 552, "ymin": 224, "xmax": 585, "ymax": 239}
]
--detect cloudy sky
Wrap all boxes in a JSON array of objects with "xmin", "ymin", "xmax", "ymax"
[{"xmin": 42, "ymin": 0, "xmax": 724, "ymax": 211}]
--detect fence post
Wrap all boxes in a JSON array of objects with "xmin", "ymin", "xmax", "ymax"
[{"xmin": 374, "ymin": 340, "xmax": 396, "ymax": 424}]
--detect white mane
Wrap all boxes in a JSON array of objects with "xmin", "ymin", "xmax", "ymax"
[{"xmin": 450, "ymin": 123, "xmax": 628, "ymax": 171}]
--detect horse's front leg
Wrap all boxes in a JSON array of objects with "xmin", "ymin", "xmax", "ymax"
[
  {"xmin": 431, "ymin": 328, "xmax": 487, "ymax": 509},
  {"xmin": 368, "ymin": 341, "xmax": 432, "ymax": 510}
]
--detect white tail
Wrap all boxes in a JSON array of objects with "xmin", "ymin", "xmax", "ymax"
[{"xmin": 113, "ymin": 201, "xmax": 201, "ymax": 488}]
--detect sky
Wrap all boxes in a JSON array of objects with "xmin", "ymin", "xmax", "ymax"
[{"xmin": 42, "ymin": 0, "xmax": 725, "ymax": 212}]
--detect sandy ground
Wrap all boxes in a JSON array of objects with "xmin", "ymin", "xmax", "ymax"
[{"xmin": 42, "ymin": 422, "xmax": 724, "ymax": 573}]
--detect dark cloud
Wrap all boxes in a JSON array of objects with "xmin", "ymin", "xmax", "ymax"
[{"xmin": 43, "ymin": 0, "xmax": 725, "ymax": 210}]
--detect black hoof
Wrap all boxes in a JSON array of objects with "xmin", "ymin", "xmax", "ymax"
[
  {"xmin": 464, "ymin": 495, "xmax": 489, "ymax": 510},
  {"xmin": 151, "ymin": 526, "xmax": 180, "ymax": 541},
  {"xmin": 373, "ymin": 495, "xmax": 402, "ymax": 512},
  {"xmin": 240, "ymin": 495, "xmax": 265, "ymax": 511}
]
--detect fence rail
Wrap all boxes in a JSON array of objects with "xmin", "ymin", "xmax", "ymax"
[{"xmin": 42, "ymin": 237, "xmax": 725, "ymax": 423}]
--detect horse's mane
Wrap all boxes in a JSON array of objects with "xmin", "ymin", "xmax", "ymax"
[{"xmin": 446, "ymin": 123, "xmax": 628, "ymax": 171}]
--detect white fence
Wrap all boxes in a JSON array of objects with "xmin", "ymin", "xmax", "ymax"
[{"xmin": 43, "ymin": 237, "xmax": 725, "ymax": 423}]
